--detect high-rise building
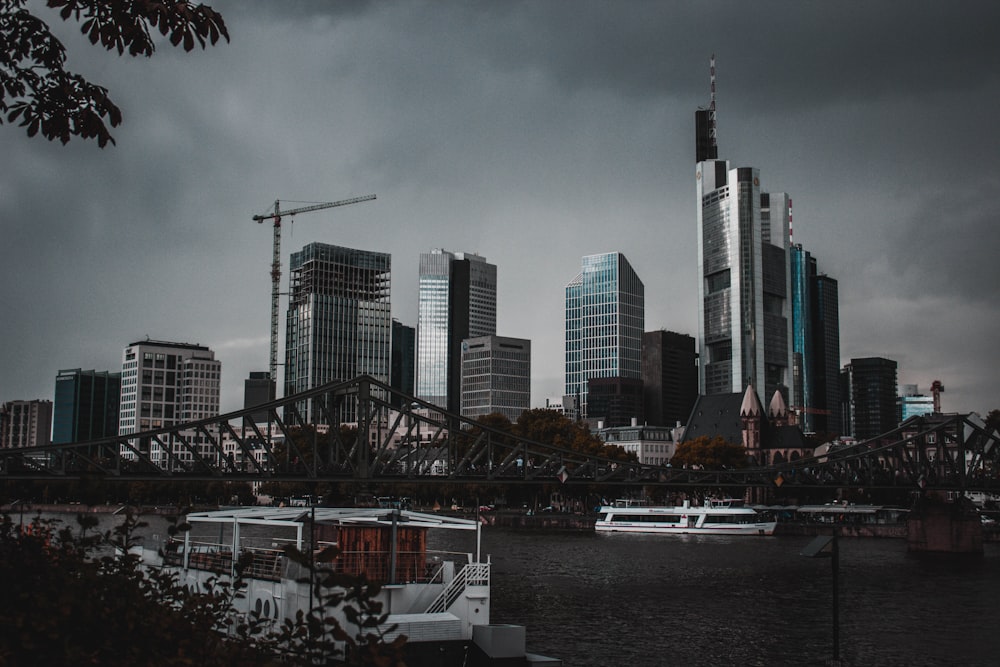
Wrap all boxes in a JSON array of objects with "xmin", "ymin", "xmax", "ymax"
[
  {"xmin": 0, "ymin": 399, "xmax": 52, "ymax": 448},
  {"xmin": 284, "ymin": 242, "xmax": 392, "ymax": 422},
  {"xmin": 244, "ymin": 371, "xmax": 275, "ymax": 424},
  {"xmin": 564, "ymin": 252, "xmax": 644, "ymax": 419},
  {"xmin": 416, "ymin": 249, "xmax": 497, "ymax": 414},
  {"xmin": 789, "ymin": 246, "xmax": 842, "ymax": 434},
  {"xmin": 391, "ymin": 320, "xmax": 416, "ymax": 405},
  {"xmin": 811, "ymin": 272, "xmax": 841, "ymax": 434},
  {"xmin": 898, "ymin": 384, "xmax": 934, "ymax": 423},
  {"xmin": 460, "ymin": 335, "xmax": 531, "ymax": 423},
  {"xmin": 586, "ymin": 376, "xmax": 644, "ymax": 428},
  {"xmin": 695, "ymin": 64, "xmax": 792, "ymax": 402},
  {"xmin": 841, "ymin": 357, "xmax": 898, "ymax": 440},
  {"xmin": 119, "ymin": 340, "xmax": 221, "ymax": 436},
  {"xmin": 641, "ymin": 330, "xmax": 698, "ymax": 427},
  {"xmin": 53, "ymin": 368, "xmax": 121, "ymax": 444}
]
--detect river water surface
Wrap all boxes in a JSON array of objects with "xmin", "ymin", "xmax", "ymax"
[{"xmin": 37, "ymin": 512, "xmax": 1000, "ymax": 666}]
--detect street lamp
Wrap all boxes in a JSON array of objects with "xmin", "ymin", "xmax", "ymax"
[{"xmin": 800, "ymin": 530, "xmax": 840, "ymax": 665}]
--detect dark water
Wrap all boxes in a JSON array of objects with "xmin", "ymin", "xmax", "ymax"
[
  {"xmin": 472, "ymin": 529, "xmax": 1000, "ymax": 667},
  {"xmin": 36, "ymin": 513, "xmax": 1000, "ymax": 666}
]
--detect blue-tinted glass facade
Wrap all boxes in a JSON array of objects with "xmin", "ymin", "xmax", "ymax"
[
  {"xmin": 564, "ymin": 252, "xmax": 644, "ymax": 418},
  {"xmin": 285, "ymin": 242, "xmax": 391, "ymax": 422},
  {"xmin": 52, "ymin": 369, "xmax": 121, "ymax": 444}
]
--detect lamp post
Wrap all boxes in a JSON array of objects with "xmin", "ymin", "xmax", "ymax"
[{"xmin": 800, "ymin": 529, "xmax": 840, "ymax": 664}]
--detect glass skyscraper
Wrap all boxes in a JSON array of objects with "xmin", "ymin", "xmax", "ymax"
[
  {"xmin": 564, "ymin": 252, "xmax": 644, "ymax": 419},
  {"xmin": 53, "ymin": 368, "xmax": 121, "ymax": 444},
  {"xmin": 416, "ymin": 249, "xmax": 497, "ymax": 414},
  {"xmin": 696, "ymin": 110, "xmax": 793, "ymax": 400},
  {"xmin": 284, "ymin": 242, "xmax": 391, "ymax": 422}
]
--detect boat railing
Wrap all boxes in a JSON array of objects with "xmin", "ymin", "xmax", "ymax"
[{"xmin": 165, "ymin": 539, "xmax": 472, "ymax": 585}]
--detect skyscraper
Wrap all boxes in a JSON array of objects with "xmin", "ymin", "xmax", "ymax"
[
  {"xmin": 118, "ymin": 339, "xmax": 220, "ymax": 463},
  {"xmin": 243, "ymin": 371, "xmax": 274, "ymax": 424},
  {"xmin": 695, "ymin": 61, "xmax": 792, "ymax": 401},
  {"xmin": 564, "ymin": 252, "xmax": 644, "ymax": 419},
  {"xmin": 416, "ymin": 249, "xmax": 497, "ymax": 414},
  {"xmin": 460, "ymin": 335, "xmax": 531, "ymax": 423},
  {"xmin": 641, "ymin": 330, "xmax": 698, "ymax": 427},
  {"xmin": 391, "ymin": 319, "xmax": 416, "ymax": 406},
  {"xmin": 53, "ymin": 368, "xmax": 121, "ymax": 443},
  {"xmin": 841, "ymin": 357, "xmax": 898, "ymax": 440},
  {"xmin": 284, "ymin": 242, "xmax": 391, "ymax": 422},
  {"xmin": 790, "ymin": 246, "xmax": 842, "ymax": 434}
]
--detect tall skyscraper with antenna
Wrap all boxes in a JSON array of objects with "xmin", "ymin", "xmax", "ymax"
[{"xmin": 695, "ymin": 56, "xmax": 793, "ymax": 400}]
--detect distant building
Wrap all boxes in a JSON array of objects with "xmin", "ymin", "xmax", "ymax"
[
  {"xmin": 416, "ymin": 249, "xmax": 497, "ymax": 414},
  {"xmin": 564, "ymin": 252, "xmax": 644, "ymax": 419},
  {"xmin": 284, "ymin": 242, "xmax": 392, "ymax": 422},
  {"xmin": 587, "ymin": 376, "xmax": 643, "ymax": 429},
  {"xmin": 596, "ymin": 422, "xmax": 677, "ymax": 466},
  {"xmin": 243, "ymin": 371, "xmax": 275, "ymax": 424},
  {"xmin": 841, "ymin": 357, "xmax": 898, "ymax": 440},
  {"xmin": 460, "ymin": 335, "xmax": 531, "ymax": 423},
  {"xmin": 898, "ymin": 384, "xmax": 934, "ymax": 423},
  {"xmin": 118, "ymin": 339, "xmax": 221, "ymax": 464},
  {"xmin": 0, "ymin": 399, "xmax": 52, "ymax": 448},
  {"xmin": 52, "ymin": 368, "xmax": 121, "ymax": 444},
  {"xmin": 641, "ymin": 330, "xmax": 697, "ymax": 427},
  {"xmin": 391, "ymin": 319, "xmax": 416, "ymax": 406},
  {"xmin": 790, "ymin": 245, "xmax": 842, "ymax": 434}
]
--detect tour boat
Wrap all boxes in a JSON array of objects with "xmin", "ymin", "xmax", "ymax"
[{"xmin": 595, "ymin": 498, "xmax": 777, "ymax": 536}]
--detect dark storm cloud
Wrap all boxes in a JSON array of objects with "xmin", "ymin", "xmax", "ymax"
[{"xmin": 2, "ymin": 0, "xmax": 998, "ymax": 418}]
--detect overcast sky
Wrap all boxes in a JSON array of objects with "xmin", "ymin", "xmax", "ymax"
[{"xmin": 2, "ymin": 1, "xmax": 999, "ymax": 419}]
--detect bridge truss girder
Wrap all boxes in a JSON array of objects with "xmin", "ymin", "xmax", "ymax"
[{"xmin": 1, "ymin": 377, "xmax": 998, "ymax": 493}]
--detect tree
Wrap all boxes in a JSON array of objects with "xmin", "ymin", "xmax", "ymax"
[
  {"xmin": 1, "ymin": 0, "xmax": 228, "ymax": 147},
  {"xmin": 671, "ymin": 435, "xmax": 749, "ymax": 469}
]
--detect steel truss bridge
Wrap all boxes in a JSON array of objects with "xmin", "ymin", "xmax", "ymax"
[{"xmin": 2, "ymin": 376, "xmax": 998, "ymax": 494}]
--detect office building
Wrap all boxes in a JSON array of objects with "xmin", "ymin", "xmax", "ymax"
[
  {"xmin": 811, "ymin": 272, "xmax": 841, "ymax": 434},
  {"xmin": 244, "ymin": 371, "xmax": 275, "ymax": 424},
  {"xmin": 52, "ymin": 368, "xmax": 121, "ymax": 444},
  {"xmin": 391, "ymin": 320, "xmax": 416, "ymax": 406},
  {"xmin": 641, "ymin": 330, "xmax": 698, "ymax": 427},
  {"xmin": 460, "ymin": 335, "xmax": 531, "ymax": 423},
  {"xmin": 1, "ymin": 399, "xmax": 52, "ymax": 448},
  {"xmin": 118, "ymin": 340, "xmax": 221, "ymax": 463},
  {"xmin": 587, "ymin": 376, "xmax": 644, "ymax": 428},
  {"xmin": 285, "ymin": 242, "xmax": 392, "ymax": 422},
  {"xmin": 789, "ymin": 246, "xmax": 842, "ymax": 434},
  {"xmin": 695, "ymin": 71, "xmax": 792, "ymax": 402},
  {"xmin": 416, "ymin": 249, "xmax": 497, "ymax": 414},
  {"xmin": 898, "ymin": 385, "xmax": 935, "ymax": 423},
  {"xmin": 564, "ymin": 252, "xmax": 644, "ymax": 419},
  {"xmin": 841, "ymin": 357, "xmax": 898, "ymax": 440}
]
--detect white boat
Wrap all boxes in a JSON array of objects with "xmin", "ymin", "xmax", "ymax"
[
  {"xmin": 141, "ymin": 507, "xmax": 492, "ymax": 647},
  {"xmin": 595, "ymin": 498, "xmax": 777, "ymax": 536}
]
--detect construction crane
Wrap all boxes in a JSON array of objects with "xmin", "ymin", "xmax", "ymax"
[
  {"xmin": 253, "ymin": 195, "xmax": 376, "ymax": 387},
  {"xmin": 930, "ymin": 380, "xmax": 945, "ymax": 413}
]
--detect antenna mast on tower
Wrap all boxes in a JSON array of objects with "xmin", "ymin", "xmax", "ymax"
[{"xmin": 709, "ymin": 54, "xmax": 717, "ymax": 150}]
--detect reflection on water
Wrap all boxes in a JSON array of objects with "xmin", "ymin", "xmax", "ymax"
[{"xmin": 33, "ymin": 512, "xmax": 1000, "ymax": 666}]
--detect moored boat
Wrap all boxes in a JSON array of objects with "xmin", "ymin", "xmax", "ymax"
[
  {"xmin": 142, "ymin": 507, "xmax": 491, "ymax": 647},
  {"xmin": 595, "ymin": 498, "xmax": 776, "ymax": 536}
]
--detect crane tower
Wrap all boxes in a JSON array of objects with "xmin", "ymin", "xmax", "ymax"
[{"xmin": 253, "ymin": 195, "xmax": 376, "ymax": 387}]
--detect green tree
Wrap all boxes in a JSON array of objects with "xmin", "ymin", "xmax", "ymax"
[
  {"xmin": 671, "ymin": 435, "xmax": 748, "ymax": 469},
  {"xmin": 1, "ymin": 0, "xmax": 228, "ymax": 146}
]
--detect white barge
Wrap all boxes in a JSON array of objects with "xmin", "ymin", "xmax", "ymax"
[
  {"xmin": 143, "ymin": 507, "xmax": 492, "ymax": 648},
  {"xmin": 595, "ymin": 498, "xmax": 777, "ymax": 536}
]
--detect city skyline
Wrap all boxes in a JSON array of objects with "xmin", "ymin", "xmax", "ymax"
[{"xmin": 2, "ymin": 2, "xmax": 998, "ymax": 418}]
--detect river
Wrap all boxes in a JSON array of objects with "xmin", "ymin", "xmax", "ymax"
[{"xmin": 33, "ymin": 511, "xmax": 1000, "ymax": 666}]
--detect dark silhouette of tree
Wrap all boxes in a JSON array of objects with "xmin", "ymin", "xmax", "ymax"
[
  {"xmin": 671, "ymin": 435, "xmax": 748, "ymax": 469},
  {"xmin": 1, "ymin": 0, "xmax": 228, "ymax": 146}
]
